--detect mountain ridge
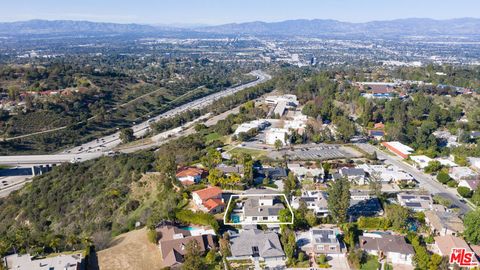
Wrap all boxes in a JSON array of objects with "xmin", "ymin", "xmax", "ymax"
[{"xmin": 1, "ymin": 18, "xmax": 480, "ymax": 37}]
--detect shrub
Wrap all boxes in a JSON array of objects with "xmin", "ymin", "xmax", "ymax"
[
  {"xmin": 436, "ymin": 171, "xmax": 451, "ymax": 184},
  {"xmin": 447, "ymin": 180, "xmax": 458, "ymax": 188},
  {"xmin": 147, "ymin": 228, "xmax": 158, "ymax": 244},
  {"xmin": 458, "ymin": 186, "xmax": 473, "ymax": 198},
  {"xmin": 175, "ymin": 209, "xmax": 220, "ymax": 232}
]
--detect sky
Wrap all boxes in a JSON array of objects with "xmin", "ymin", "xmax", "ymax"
[{"xmin": 0, "ymin": 0, "xmax": 479, "ymax": 26}]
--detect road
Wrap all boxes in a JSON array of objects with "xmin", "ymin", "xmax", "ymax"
[
  {"xmin": 356, "ymin": 143, "xmax": 472, "ymax": 214},
  {"xmin": 0, "ymin": 70, "xmax": 271, "ymax": 166},
  {"xmin": 62, "ymin": 70, "xmax": 271, "ymax": 155}
]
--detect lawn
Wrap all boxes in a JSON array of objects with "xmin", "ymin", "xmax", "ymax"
[
  {"xmin": 204, "ymin": 132, "xmax": 222, "ymax": 143},
  {"xmin": 360, "ymin": 255, "xmax": 380, "ymax": 270},
  {"xmin": 228, "ymin": 147, "xmax": 267, "ymax": 159}
]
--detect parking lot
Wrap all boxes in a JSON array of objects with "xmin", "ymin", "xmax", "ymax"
[{"xmin": 269, "ymin": 144, "xmax": 362, "ymax": 160}]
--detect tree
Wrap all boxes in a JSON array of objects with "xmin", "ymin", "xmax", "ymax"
[
  {"xmin": 368, "ymin": 173, "xmax": 382, "ymax": 197},
  {"xmin": 471, "ymin": 186, "xmax": 480, "ymax": 206},
  {"xmin": 274, "ymin": 139, "xmax": 283, "ymax": 151},
  {"xmin": 327, "ymin": 177, "xmax": 351, "ymax": 224},
  {"xmin": 201, "ymin": 149, "xmax": 222, "ymax": 169},
  {"xmin": 424, "ymin": 161, "xmax": 442, "ymax": 174},
  {"xmin": 119, "ymin": 128, "xmax": 135, "ymax": 143},
  {"xmin": 284, "ymin": 172, "xmax": 299, "ymax": 197},
  {"xmin": 182, "ymin": 240, "xmax": 206, "ymax": 270},
  {"xmin": 305, "ymin": 211, "xmax": 318, "ymax": 227},
  {"xmin": 156, "ymin": 153, "xmax": 177, "ymax": 183},
  {"xmin": 457, "ymin": 186, "xmax": 473, "ymax": 198},
  {"xmin": 436, "ymin": 171, "xmax": 451, "ymax": 184},
  {"xmin": 207, "ymin": 168, "xmax": 224, "ymax": 186},
  {"xmin": 385, "ymin": 204, "xmax": 410, "ymax": 230},
  {"xmin": 280, "ymin": 228, "xmax": 297, "ymax": 261},
  {"xmin": 464, "ymin": 209, "xmax": 480, "ymax": 244}
]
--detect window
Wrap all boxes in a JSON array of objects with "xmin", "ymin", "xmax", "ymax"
[
  {"xmin": 316, "ymin": 245, "xmax": 324, "ymax": 251},
  {"xmin": 263, "ymin": 217, "xmax": 268, "ymax": 220},
  {"xmin": 330, "ymin": 246, "xmax": 337, "ymax": 251},
  {"xmin": 252, "ymin": 217, "xmax": 257, "ymax": 221}
]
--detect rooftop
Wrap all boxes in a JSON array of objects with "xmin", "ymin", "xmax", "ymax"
[{"xmin": 192, "ymin": 186, "xmax": 223, "ymax": 201}]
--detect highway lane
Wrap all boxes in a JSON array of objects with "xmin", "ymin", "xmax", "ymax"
[
  {"xmin": 0, "ymin": 70, "xmax": 271, "ymax": 166},
  {"xmin": 63, "ymin": 70, "xmax": 271, "ymax": 155},
  {"xmin": 356, "ymin": 143, "xmax": 473, "ymax": 214}
]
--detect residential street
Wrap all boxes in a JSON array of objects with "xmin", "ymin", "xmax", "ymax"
[{"xmin": 356, "ymin": 143, "xmax": 473, "ymax": 214}]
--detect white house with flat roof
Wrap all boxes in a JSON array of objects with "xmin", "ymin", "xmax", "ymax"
[
  {"xmin": 3, "ymin": 253, "xmax": 83, "ymax": 270},
  {"xmin": 410, "ymin": 155, "xmax": 433, "ymax": 169}
]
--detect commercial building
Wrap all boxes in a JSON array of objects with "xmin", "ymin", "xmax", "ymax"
[
  {"xmin": 265, "ymin": 128, "xmax": 288, "ymax": 145},
  {"xmin": 234, "ymin": 120, "xmax": 270, "ymax": 135},
  {"xmin": 382, "ymin": 141, "xmax": 414, "ymax": 159}
]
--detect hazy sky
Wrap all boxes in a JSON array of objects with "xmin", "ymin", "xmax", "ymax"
[{"xmin": 1, "ymin": 0, "xmax": 479, "ymax": 25}]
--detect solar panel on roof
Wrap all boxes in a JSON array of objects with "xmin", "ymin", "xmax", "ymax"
[{"xmin": 405, "ymin": 202, "xmax": 422, "ymax": 207}]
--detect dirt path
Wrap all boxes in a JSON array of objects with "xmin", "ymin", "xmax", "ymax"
[{"xmin": 97, "ymin": 228, "xmax": 164, "ymax": 270}]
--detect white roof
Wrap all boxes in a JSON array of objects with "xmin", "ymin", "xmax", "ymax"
[
  {"xmin": 384, "ymin": 141, "xmax": 414, "ymax": 155},
  {"xmin": 435, "ymin": 158, "xmax": 458, "ymax": 167},
  {"xmin": 4, "ymin": 253, "xmax": 83, "ymax": 270},
  {"xmin": 410, "ymin": 155, "xmax": 433, "ymax": 169}
]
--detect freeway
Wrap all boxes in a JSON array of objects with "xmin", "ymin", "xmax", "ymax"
[
  {"xmin": 356, "ymin": 143, "xmax": 473, "ymax": 214},
  {"xmin": 0, "ymin": 70, "xmax": 271, "ymax": 166}
]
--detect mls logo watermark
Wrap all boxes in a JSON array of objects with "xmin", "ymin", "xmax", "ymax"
[{"xmin": 449, "ymin": 248, "xmax": 478, "ymax": 267}]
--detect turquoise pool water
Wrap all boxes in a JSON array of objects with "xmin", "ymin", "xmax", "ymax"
[
  {"xmin": 180, "ymin": 226, "xmax": 197, "ymax": 231},
  {"xmin": 231, "ymin": 214, "xmax": 241, "ymax": 223}
]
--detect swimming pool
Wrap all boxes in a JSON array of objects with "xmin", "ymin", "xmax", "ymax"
[
  {"xmin": 180, "ymin": 226, "xmax": 197, "ymax": 231},
  {"xmin": 231, "ymin": 214, "xmax": 241, "ymax": 223}
]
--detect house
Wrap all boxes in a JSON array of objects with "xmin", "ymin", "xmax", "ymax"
[
  {"xmin": 358, "ymin": 164, "xmax": 414, "ymax": 184},
  {"xmin": 381, "ymin": 141, "xmax": 414, "ymax": 159},
  {"xmin": 458, "ymin": 179, "xmax": 480, "ymax": 191},
  {"xmin": 360, "ymin": 233, "xmax": 414, "ymax": 265},
  {"xmin": 433, "ymin": 130, "xmax": 459, "ymax": 147},
  {"xmin": 374, "ymin": 122, "xmax": 385, "ymax": 129},
  {"xmin": 3, "ymin": 253, "xmax": 84, "ymax": 270},
  {"xmin": 192, "ymin": 186, "xmax": 225, "ymax": 214},
  {"xmin": 243, "ymin": 195, "xmax": 285, "ymax": 223},
  {"xmin": 291, "ymin": 190, "xmax": 329, "ymax": 217},
  {"xmin": 257, "ymin": 166, "xmax": 287, "ymax": 180},
  {"xmin": 157, "ymin": 225, "xmax": 215, "ymax": 268},
  {"xmin": 176, "ymin": 167, "xmax": 206, "ymax": 185},
  {"xmin": 469, "ymin": 157, "xmax": 480, "ymax": 171},
  {"xmin": 449, "ymin": 167, "xmax": 478, "ymax": 182},
  {"xmin": 350, "ymin": 189, "xmax": 372, "ymax": 201},
  {"xmin": 432, "ymin": 236, "xmax": 479, "ymax": 265},
  {"xmin": 410, "ymin": 155, "xmax": 433, "ymax": 169},
  {"xmin": 470, "ymin": 131, "xmax": 480, "ymax": 140},
  {"xmin": 397, "ymin": 193, "xmax": 433, "ymax": 212},
  {"xmin": 265, "ymin": 128, "xmax": 288, "ymax": 145},
  {"xmin": 308, "ymin": 228, "xmax": 344, "ymax": 255},
  {"xmin": 287, "ymin": 163, "xmax": 324, "ymax": 182},
  {"xmin": 424, "ymin": 211, "xmax": 464, "ymax": 236},
  {"xmin": 368, "ymin": 130, "xmax": 385, "ymax": 140},
  {"xmin": 216, "ymin": 164, "xmax": 244, "ymax": 176},
  {"xmin": 435, "ymin": 158, "xmax": 458, "ymax": 168},
  {"xmin": 228, "ymin": 228, "xmax": 285, "ymax": 266},
  {"xmin": 337, "ymin": 167, "xmax": 367, "ymax": 185},
  {"xmin": 349, "ymin": 197, "xmax": 383, "ymax": 220}
]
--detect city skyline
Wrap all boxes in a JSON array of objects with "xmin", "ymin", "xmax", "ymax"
[{"xmin": 1, "ymin": 0, "xmax": 479, "ymax": 25}]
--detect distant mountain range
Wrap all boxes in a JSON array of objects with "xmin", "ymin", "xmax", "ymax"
[
  {"xmin": 1, "ymin": 18, "xmax": 480, "ymax": 37},
  {"xmin": 198, "ymin": 18, "xmax": 480, "ymax": 37}
]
